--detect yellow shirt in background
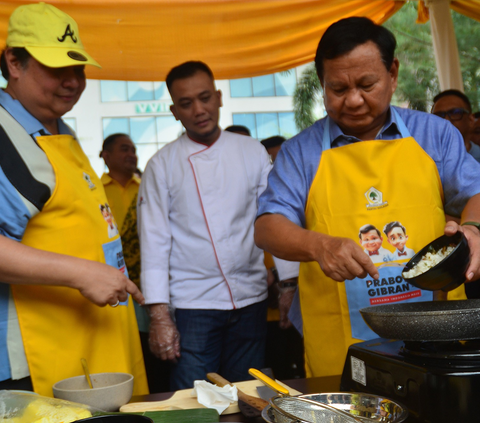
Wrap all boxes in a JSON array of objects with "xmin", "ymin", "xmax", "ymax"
[
  {"xmin": 264, "ymin": 251, "xmax": 280, "ymax": 322},
  {"xmin": 101, "ymin": 173, "xmax": 141, "ymax": 232}
]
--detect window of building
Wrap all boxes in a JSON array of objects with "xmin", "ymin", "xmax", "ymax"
[
  {"xmin": 230, "ymin": 78, "xmax": 252, "ymax": 97},
  {"xmin": 232, "ymin": 112, "xmax": 298, "ymax": 140},
  {"xmin": 274, "ymin": 72, "xmax": 297, "ymax": 96},
  {"xmin": 230, "ymin": 70, "xmax": 296, "ymax": 98},
  {"xmin": 102, "ymin": 116, "xmax": 182, "ymax": 170},
  {"xmin": 100, "ymin": 81, "xmax": 171, "ymax": 102},
  {"xmin": 154, "ymin": 82, "xmax": 170, "ymax": 100},
  {"xmin": 103, "ymin": 117, "xmax": 129, "ymax": 135},
  {"xmin": 252, "ymin": 75, "xmax": 275, "ymax": 97},
  {"xmin": 127, "ymin": 81, "xmax": 154, "ymax": 101},
  {"xmin": 63, "ymin": 118, "xmax": 77, "ymax": 133},
  {"xmin": 100, "ymin": 80, "xmax": 128, "ymax": 102}
]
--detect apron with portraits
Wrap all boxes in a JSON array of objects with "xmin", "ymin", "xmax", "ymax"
[
  {"xmin": 299, "ymin": 110, "xmax": 465, "ymax": 378},
  {"xmin": 11, "ymin": 134, "xmax": 148, "ymax": 396}
]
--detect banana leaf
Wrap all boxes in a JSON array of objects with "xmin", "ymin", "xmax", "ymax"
[{"xmin": 92, "ymin": 408, "xmax": 219, "ymax": 423}]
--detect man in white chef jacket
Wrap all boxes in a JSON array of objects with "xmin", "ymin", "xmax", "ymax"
[{"xmin": 138, "ymin": 61, "xmax": 297, "ymax": 390}]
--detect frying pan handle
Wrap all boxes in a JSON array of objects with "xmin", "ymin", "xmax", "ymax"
[{"xmin": 248, "ymin": 368, "xmax": 289, "ymax": 395}]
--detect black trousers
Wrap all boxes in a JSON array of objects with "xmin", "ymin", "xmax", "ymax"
[{"xmin": 0, "ymin": 376, "xmax": 33, "ymax": 391}]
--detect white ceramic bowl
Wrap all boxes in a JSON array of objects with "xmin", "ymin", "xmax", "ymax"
[{"xmin": 52, "ymin": 372, "xmax": 134, "ymax": 412}]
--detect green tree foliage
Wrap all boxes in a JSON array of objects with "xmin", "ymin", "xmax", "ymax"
[
  {"xmin": 451, "ymin": 12, "xmax": 480, "ymax": 111},
  {"xmin": 293, "ymin": 1, "xmax": 480, "ymax": 125},
  {"xmin": 384, "ymin": 2, "xmax": 436, "ymax": 111},
  {"xmin": 293, "ymin": 63, "xmax": 321, "ymax": 130},
  {"xmin": 386, "ymin": 2, "xmax": 480, "ymax": 111}
]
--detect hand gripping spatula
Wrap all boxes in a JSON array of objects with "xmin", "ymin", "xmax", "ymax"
[{"xmin": 206, "ymin": 372, "xmax": 268, "ymax": 418}]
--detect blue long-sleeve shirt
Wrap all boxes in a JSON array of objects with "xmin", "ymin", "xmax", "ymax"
[{"xmin": 258, "ymin": 106, "xmax": 480, "ymax": 225}]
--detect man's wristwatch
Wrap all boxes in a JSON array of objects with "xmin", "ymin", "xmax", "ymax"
[{"xmin": 461, "ymin": 221, "xmax": 480, "ymax": 232}]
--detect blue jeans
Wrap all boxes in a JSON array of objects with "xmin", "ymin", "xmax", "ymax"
[{"xmin": 170, "ymin": 299, "xmax": 267, "ymax": 390}]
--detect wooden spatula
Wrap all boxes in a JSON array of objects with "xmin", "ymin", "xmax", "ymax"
[{"xmin": 206, "ymin": 372, "xmax": 269, "ymax": 418}]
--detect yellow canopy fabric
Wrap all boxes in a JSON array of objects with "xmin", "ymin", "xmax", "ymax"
[
  {"xmin": 0, "ymin": 0, "xmax": 403, "ymax": 81},
  {"xmin": 0, "ymin": 1, "xmax": 479, "ymax": 82},
  {"xmin": 452, "ymin": 0, "xmax": 480, "ymax": 21},
  {"xmin": 416, "ymin": 1, "xmax": 430, "ymax": 23},
  {"xmin": 418, "ymin": 0, "xmax": 480, "ymax": 23}
]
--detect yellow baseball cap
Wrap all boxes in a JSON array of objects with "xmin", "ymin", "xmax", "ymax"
[{"xmin": 6, "ymin": 2, "xmax": 101, "ymax": 68}]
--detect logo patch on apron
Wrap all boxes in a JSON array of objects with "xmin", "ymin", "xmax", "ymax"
[
  {"xmin": 83, "ymin": 172, "xmax": 96, "ymax": 189},
  {"xmin": 365, "ymin": 187, "xmax": 388, "ymax": 210}
]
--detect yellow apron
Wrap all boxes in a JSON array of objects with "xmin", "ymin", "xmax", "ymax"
[
  {"xmin": 11, "ymin": 134, "xmax": 148, "ymax": 396},
  {"xmin": 300, "ymin": 111, "xmax": 465, "ymax": 378}
]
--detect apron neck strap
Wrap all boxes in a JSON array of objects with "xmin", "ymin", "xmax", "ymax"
[
  {"xmin": 322, "ymin": 108, "xmax": 412, "ymax": 151},
  {"xmin": 391, "ymin": 108, "xmax": 412, "ymax": 138},
  {"xmin": 322, "ymin": 117, "xmax": 332, "ymax": 151}
]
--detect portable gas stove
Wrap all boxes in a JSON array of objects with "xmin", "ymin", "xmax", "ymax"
[{"xmin": 340, "ymin": 338, "xmax": 480, "ymax": 423}]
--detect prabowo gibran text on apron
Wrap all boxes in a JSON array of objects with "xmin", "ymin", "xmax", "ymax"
[
  {"xmin": 11, "ymin": 134, "xmax": 148, "ymax": 396},
  {"xmin": 299, "ymin": 109, "xmax": 465, "ymax": 378}
]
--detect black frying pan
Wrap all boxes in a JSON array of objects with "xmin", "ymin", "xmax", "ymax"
[
  {"xmin": 360, "ymin": 299, "xmax": 480, "ymax": 341},
  {"xmin": 75, "ymin": 415, "xmax": 153, "ymax": 422}
]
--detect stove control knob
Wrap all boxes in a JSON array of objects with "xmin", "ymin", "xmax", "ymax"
[{"xmin": 396, "ymin": 384, "xmax": 404, "ymax": 392}]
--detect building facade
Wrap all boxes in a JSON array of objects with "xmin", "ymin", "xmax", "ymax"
[{"xmin": 63, "ymin": 64, "xmax": 321, "ymax": 176}]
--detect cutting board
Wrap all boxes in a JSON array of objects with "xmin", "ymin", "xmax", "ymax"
[{"xmin": 120, "ymin": 379, "xmax": 302, "ymax": 415}]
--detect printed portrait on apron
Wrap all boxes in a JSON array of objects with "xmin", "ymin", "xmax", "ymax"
[
  {"xmin": 346, "ymin": 219, "xmax": 427, "ymax": 341},
  {"xmin": 100, "ymin": 203, "xmax": 119, "ymax": 238}
]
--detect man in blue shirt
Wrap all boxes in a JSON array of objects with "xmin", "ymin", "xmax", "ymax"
[
  {"xmin": 431, "ymin": 91, "xmax": 480, "ymax": 299},
  {"xmin": 255, "ymin": 17, "xmax": 480, "ymax": 378},
  {"xmin": 431, "ymin": 89, "xmax": 480, "ymax": 163}
]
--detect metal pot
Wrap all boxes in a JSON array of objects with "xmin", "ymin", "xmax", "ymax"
[{"xmin": 360, "ymin": 299, "xmax": 480, "ymax": 341}]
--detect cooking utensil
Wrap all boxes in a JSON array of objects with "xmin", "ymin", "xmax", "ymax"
[
  {"xmin": 402, "ymin": 231, "xmax": 470, "ymax": 292},
  {"xmin": 206, "ymin": 372, "xmax": 268, "ymax": 418},
  {"xmin": 257, "ymin": 385, "xmax": 277, "ymax": 400},
  {"xmin": 81, "ymin": 358, "xmax": 94, "ymax": 389},
  {"xmin": 360, "ymin": 299, "xmax": 480, "ymax": 341},
  {"xmin": 261, "ymin": 393, "xmax": 408, "ymax": 423},
  {"xmin": 269, "ymin": 396, "xmax": 363, "ymax": 423},
  {"xmin": 249, "ymin": 368, "xmax": 362, "ymax": 423},
  {"xmin": 248, "ymin": 368, "xmax": 289, "ymax": 395}
]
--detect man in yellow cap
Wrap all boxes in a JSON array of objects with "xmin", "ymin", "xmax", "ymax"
[{"xmin": 0, "ymin": 3, "xmax": 148, "ymax": 396}]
